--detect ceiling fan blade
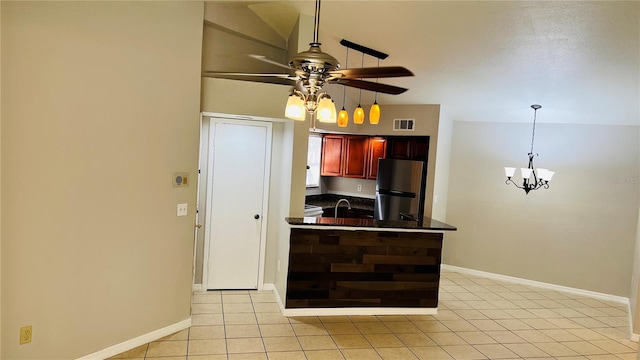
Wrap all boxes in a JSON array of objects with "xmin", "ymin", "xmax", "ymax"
[
  {"xmin": 333, "ymin": 78, "xmax": 408, "ymax": 95},
  {"xmin": 248, "ymin": 54, "xmax": 292, "ymax": 71},
  {"xmin": 202, "ymin": 72, "xmax": 297, "ymax": 86},
  {"xmin": 330, "ymin": 66, "xmax": 414, "ymax": 79}
]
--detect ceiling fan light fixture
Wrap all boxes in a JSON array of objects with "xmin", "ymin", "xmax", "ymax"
[
  {"xmin": 338, "ymin": 108, "xmax": 349, "ymax": 127},
  {"xmin": 353, "ymin": 105, "xmax": 365, "ymax": 124},
  {"xmin": 285, "ymin": 93, "xmax": 305, "ymax": 121},
  {"xmin": 316, "ymin": 96, "xmax": 337, "ymax": 123},
  {"xmin": 369, "ymin": 101, "xmax": 380, "ymax": 124}
]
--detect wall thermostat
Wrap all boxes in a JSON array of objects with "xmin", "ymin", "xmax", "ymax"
[{"xmin": 173, "ymin": 172, "xmax": 189, "ymax": 187}]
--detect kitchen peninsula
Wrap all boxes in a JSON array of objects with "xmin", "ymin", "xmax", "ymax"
[{"xmin": 283, "ymin": 217, "xmax": 456, "ymax": 316}]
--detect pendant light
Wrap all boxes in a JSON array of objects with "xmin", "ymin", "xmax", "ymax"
[
  {"xmin": 353, "ymin": 52, "xmax": 365, "ymax": 124},
  {"xmin": 369, "ymin": 59, "xmax": 381, "ymax": 124},
  {"xmin": 338, "ymin": 48, "xmax": 349, "ymax": 127}
]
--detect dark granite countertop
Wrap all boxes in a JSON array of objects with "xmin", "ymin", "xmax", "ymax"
[{"xmin": 286, "ymin": 216, "xmax": 457, "ymax": 231}]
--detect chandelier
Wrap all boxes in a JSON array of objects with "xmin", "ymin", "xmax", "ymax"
[{"xmin": 504, "ymin": 104, "xmax": 555, "ymax": 194}]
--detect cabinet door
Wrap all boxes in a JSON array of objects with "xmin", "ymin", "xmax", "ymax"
[
  {"xmin": 320, "ymin": 135, "xmax": 345, "ymax": 176},
  {"xmin": 411, "ymin": 137, "xmax": 430, "ymax": 161},
  {"xmin": 343, "ymin": 136, "xmax": 369, "ymax": 178},
  {"xmin": 366, "ymin": 137, "xmax": 387, "ymax": 179},
  {"xmin": 387, "ymin": 138, "xmax": 412, "ymax": 159}
]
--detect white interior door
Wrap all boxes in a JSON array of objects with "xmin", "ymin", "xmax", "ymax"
[{"xmin": 205, "ymin": 119, "xmax": 271, "ymax": 290}]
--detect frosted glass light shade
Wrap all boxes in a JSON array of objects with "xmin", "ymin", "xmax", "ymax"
[
  {"xmin": 545, "ymin": 170, "xmax": 555, "ymax": 181},
  {"xmin": 504, "ymin": 167, "xmax": 516, "ymax": 178},
  {"xmin": 520, "ymin": 168, "xmax": 533, "ymax": 179},
  {"xmin": 284, "ymin": 94, "xmax": 305, "ymax": 121},
  {"xmin": 369, "ymin": 103, "xmax": 380, "ymax": 124},
  {"xmin": 317, "ymin": 97, "xmax": 337, "ymax": 123},
  {"xmin": 353, "ymin": 106, "xmax": 364, "ymax": 124},
  {"xmin": 537, "ymin": 168, "xmax": 549, "ymax": 180},
  {"xmin": 337, "ymin": 109, "xmax": 349, "ymax": 127}
]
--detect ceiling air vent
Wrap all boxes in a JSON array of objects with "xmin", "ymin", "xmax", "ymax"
[{"xmin": 393, "ymin": 119, "xmax": 415, "ymax": 131}]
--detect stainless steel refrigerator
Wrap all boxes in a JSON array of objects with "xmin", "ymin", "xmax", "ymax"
[{"xmin": 374, "ymin": 159, "xmax": 427, "ymax": 221}]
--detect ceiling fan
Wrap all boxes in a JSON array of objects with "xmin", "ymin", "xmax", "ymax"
[{"xmin": 202, "ymin": 0, "xmax": 414, "ymax": 118}]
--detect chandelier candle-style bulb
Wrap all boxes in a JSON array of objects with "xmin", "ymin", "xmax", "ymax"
[{"xmin": 504, "ymin": 104, "xmax": 554, "ymax": 194}]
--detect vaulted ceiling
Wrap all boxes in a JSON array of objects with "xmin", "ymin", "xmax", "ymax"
[{"xmin": 223, "ymin": 1, "xmax": 639, "ymax": 125}]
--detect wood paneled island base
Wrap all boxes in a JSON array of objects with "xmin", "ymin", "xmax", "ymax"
[{"xmin": 284, "ymin": 220, "xmax": 454, "ymax": 316}]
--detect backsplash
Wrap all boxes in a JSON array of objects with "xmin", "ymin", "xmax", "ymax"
[
  {"xmin": 305, "ymin": 193, "xmax": 374, "ymax": 211},
  {"xmin": 323, "ymin": 177, "xmax": 376, "ymax": 198}
]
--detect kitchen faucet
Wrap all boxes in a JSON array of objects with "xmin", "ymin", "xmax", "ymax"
[{"xmin": 334, "ymin": 199, "xmax": 351, "ymax": 222}]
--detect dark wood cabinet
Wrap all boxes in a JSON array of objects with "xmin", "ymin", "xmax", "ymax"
[
  {"xmin": 366, "ymin": 137, "xmax": 387, "ymax": 179},
  {"xmin": 343, "ymin": 136, "xmax": 369, "ymax": 178},
  {"xmin": 386, "ymin": 136, "xmax": 429, "ymax": 162},
  {"xmin": 320, "ymin": 135, "xmax": 345, "ymax": 176},
  {"xmin": 387, "ymin": 138, "xmax": 412, "ymax": 159},
  {"xmin": 321, "ymin": 135, "xmax": 427, "ymax": 179}
]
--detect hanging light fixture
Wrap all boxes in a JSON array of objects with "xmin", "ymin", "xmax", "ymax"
[
  {"xmin": 353, "ymin": 52, "xmax": 365, "ymax": 124},
  {"xmin": 369, "ymin": 58, "xmax": 381, "ymax": 124},
  {"xmin": 504, "ymin": 104, "xmax": 555, "ymax": 194},
  {"xmin": 338, "ymin": 48, "xmax": 349, "ymax": 127}
]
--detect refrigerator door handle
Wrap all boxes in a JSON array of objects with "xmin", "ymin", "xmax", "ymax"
[{"xmin": 378, "ymin": 189, "xmax": 416, "ymax": 198}]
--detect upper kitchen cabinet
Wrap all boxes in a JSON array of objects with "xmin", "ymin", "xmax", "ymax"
[
  {"xmin": 366, "ymin": 137, "xmax": 387, "ymax": 179},
  {"xmin": 320, "ymin": 134, "xmax": 345, "ymax": 176},
  {"xmin": 386, "ymin": 136, "xmax": 429, "ymax": 162},
  {"xmin": 343, "ymin": 136, "xmax": 370, "ymax": 179}
]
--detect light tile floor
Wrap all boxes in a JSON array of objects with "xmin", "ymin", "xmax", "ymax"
[{"xmin": 110, "ymin": 269, "xmax": 637, "ymax": 359}]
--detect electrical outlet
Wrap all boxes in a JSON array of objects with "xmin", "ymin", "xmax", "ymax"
[
  {"xmin": 20, "ymin": 325, "xmax": 32, "ymax": 345},
  {"xmin": 277, "ymin": 260, "xmax": 281, "ymax": 272},
  {"xmin": 357, "ymin": 184, "xmax": 363, "ymax": 192}
]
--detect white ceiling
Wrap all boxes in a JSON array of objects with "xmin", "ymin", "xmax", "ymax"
[{"xmin": 236, "ymin": 1, "xmax": 639, "ymax": 125}]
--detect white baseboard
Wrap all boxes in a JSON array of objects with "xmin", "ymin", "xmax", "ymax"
[
  {"xmin": 441, "ymin": 264, "xmax": 629, "ymax": 305},
  {"xmin": 75, "ymin": 318, "xmax": 191, "ymax": 360},
  {"xmin": 272, "ymin": 284, "xmax": 287, "ymax": 314},
  {"xmin": 261, "ymin": 283, "xmax": 275, "ymax": 291},
  {"xmin": 192, "ymin": 283, "xmax": 203, "ymax": 292},
  {"xmin": 282, "ymin": 307, "xmax": 437, "ymax": 317}
]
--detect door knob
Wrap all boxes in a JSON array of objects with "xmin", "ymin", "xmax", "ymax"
[
  {"xmin": 195, "ymin": 224, "xmax": 202, "ymax": 229},
  {"xmin": 254, "ymin": 214, "xmax": 260, "ymax": 219}
]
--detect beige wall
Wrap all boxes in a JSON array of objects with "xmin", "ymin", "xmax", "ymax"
[
  {"xmin": 633, "ymin": 209, "xmax": 640, "ymax": 335},
  {"xmin": 1, "ymin": 2, "xmax": 204, "ymax": 358},
  {"xmin": 0, "ymin": 1, "xmax": 3, "ymax": 355},
  {"xmin": 444, "ymin": 121, "xmax": 639, "ymax": 297}
]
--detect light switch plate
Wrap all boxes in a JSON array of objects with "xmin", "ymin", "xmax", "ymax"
[{"xmin": 177, "ymin": 203, "xmax": 188, "ymax": 216}]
